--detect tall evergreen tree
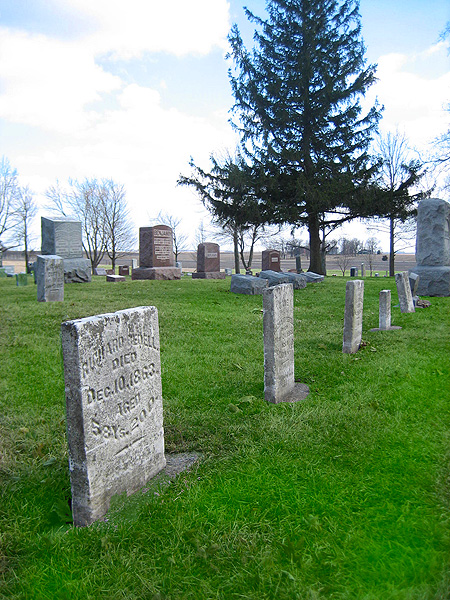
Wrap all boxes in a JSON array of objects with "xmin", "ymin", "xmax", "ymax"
[{"xmin": 228, "ymin": 0, "xmax": 382, "ymax": 273}]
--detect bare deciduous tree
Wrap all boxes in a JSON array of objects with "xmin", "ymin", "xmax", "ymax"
[
  {"xmin": 0, "ymin": 156, "xmax": 19, "ymax": 242},
  {"xmin": 102, "ymin": 180, "xmax": 135, "ymax": 270},
  {"xmin": 152, "ymin": 211, "xmax": 189, "ymax": 263},
  {"xmin": 11, "ymin": 186, "xmax": 38, "ymax": 271}
]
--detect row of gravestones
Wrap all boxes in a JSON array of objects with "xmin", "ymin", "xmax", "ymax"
[
  {"xmin": 37, "ymin": 198, "xmax": 450, "ymax": 526},
  {"xmin": 60, "ymin": 266, "xmax": 422, "ymax": 527}
]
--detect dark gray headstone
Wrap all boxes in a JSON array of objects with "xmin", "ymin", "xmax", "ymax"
[
  {"xmin": 259, "ymin": 270, "xmax": 291, "ymax": 287},
  {"xmin": 230, "ymin": 274, "xmax": 268, "ymax": 295},
  {"xmin": 36, "ymin": 255, "xmax": 64, "ymax": 302},
  {"xmin": 303, "ymin": 272, "xmax": 324, "ymax": 283}
]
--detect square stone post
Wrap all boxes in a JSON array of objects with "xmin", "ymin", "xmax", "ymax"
[
  {"xmin": 342, "ymin": 280, "xmax": 364, "ymax": 353},
  {"xmin": 395, "ymin": 271, "xmax": 415, "ymax": 313}
]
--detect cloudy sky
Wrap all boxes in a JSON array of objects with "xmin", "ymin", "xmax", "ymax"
[{"xmin": 0, "ymin": 0, "xmax": 449, "ymax": 251}]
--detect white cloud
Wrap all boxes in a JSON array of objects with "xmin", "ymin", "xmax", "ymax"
[{"xmin": 64, "ymin": 0, "xmax": 231, "ymax": 58}]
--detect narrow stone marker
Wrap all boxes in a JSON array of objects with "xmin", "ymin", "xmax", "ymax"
[
  {"xmin": 36, "ymin": 255, "xmax": 64, "ymax": 302},
  {"xmin": 61, "ymin": 306, "xmax": 166, "ymax": 527},
  {"xmin": 263, "ymin": 283, "xmax": 309, "ymax": 403},
  {"xmin": 342, "ymin": 280, "xmax": 364, "ymax": 353},
  {"xmin": 395, "ymin": 271, "xmax": 415, "ymax": 313},
  {"xmin": 370, "ymin": 290, "xmax": 402, "ymax": 332}
]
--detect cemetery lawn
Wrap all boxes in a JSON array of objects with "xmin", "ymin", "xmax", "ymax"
[{"xmin": 1, "ymin": 274, "xmax": 449, "ymax": 600}]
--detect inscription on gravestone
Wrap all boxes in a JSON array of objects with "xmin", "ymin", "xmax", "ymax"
[
  {"xmin": 61, "ymin": 306, "xmax": 166, "ymax": 526},
  {"xmin": 132, "ymin": 226, "xmax": 181, "ymax": 280},
  {"xmin": 36, "ymin": 255, "xmax": 64, "ymax": 302},
  {"xmin": 263, "ymin": 283, "xmax": 309, "ymax": 403},
  {"xmin": 192, "ymin": 242, "xmax": 225, "ymax": 279}
]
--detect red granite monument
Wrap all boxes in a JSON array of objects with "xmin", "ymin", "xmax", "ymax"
[
  {"xmin": 261, "ymin": 249, "xmax": 281, "ymax": 272},
  {"xmin": 192, "ymin": 242, "xmax": 226, "ymax": 279},
  {"xmin": 132, "ymin": 225, "xmax": 181, "ymax": 280}
]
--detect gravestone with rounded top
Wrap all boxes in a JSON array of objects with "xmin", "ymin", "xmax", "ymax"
[
  {"xmin": 132, "ymin": 226, "xmax": 181, "ymax": 280},
  {"xmin": 61, "ymin": 306, "xmax": 166, "ymax": 526},
  {"xmin": 192, "ymin": 242, "xmax": 225, "ymax": 279},
  {"xmin": 411, "ymin": 198, "xmax": 450, "ymax": 296},
  {"xmin": 262, "ymin": 249, "xmax": 281, "ymax": 272}
]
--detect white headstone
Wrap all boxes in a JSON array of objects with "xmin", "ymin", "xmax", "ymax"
[
  {"xmin": 61, "ymin": 306, "xmax": 166, "ymax": 526},
  {"xmin": 370, "ymin": 290, "xmax": 402, "ymax": 332},
  {"xmin": 342, "ymin": 280, "xmax": 364, "ymax": 353},
  {"xmin": 263, "ymin": 283, "xmax": 309, "ymax": 403},
  {"xmin": 395, "ymin": 271, "xmax": 415, "ymax": 313}
]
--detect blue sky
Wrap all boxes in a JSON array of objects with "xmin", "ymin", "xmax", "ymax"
[{"xmin": 0, "ymin": 0, "xmax": 449, "ymax": 251}]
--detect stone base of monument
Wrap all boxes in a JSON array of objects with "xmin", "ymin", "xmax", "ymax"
[
  {"xmin": 63, "ymin": 258, "xmax": 92, "ymax": 283},
  {"xmin": 106, "ymin": 274, "xmax": 126, "ymax": 282},
  {"xmin": 131, "ymin": 267, "xmax": 182, "ymax": 280},
  {"xmin": 192, "ymin": 271, "xmax": 226, "ymax": 279},
  {"xmin": 409, "ymin": 266, "xmax": 450, "ymax": 297},
  {"xmin": 370, "ymin": 325, "xmax": 402, "ymax": 332}
]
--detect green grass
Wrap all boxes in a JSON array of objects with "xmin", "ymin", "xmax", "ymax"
[{"xmin": 0, "ymin": 273, "xmax": 449, "ymax": 599}]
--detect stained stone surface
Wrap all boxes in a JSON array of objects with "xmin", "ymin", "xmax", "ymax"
[
  {"xmin": 196, "ymin": 242, "xmax": 220, "ymax": 273},
  {"xmin": 409, "ymin": 272, "xmax": 420, "ymax": 296},
  {"xmin": 230, "ymin": 274, "xmax": 268, "ymax": 295},
  {"xmin": 261, "ymin": 249, "xmax": 281, "ymax": 272},
  {"xmin": 412, "ymin": 198, "xmax": 450, "ymax": 296},
  {"xmin": 342, "ymin": 280, "xmax": 364, "ymax": 354},
  {"xmin": 303, "ymin": 272, "xmax": 325, "ymax": 283},
  {"xmin": 36, "ymin": 255, "xmax": 64, "ymax": 302},
  {"xmin": 395, "ymin": 271, "xmax": 415, "ymax": 313},
  {"xmin": 61, "ymin": 306, "xmax": 166, "ymax": 526},
  {"xmin": 361, "ymin": 263, "xmax": 366, "ymax": 278},
  {"xmin": 41, "ymin": 217, "xmax": 83, "ymax": 259},
  {"xmin": 263, "ymin": 283, "xmax": 309, "ymax": 403},
  {"xmin": 283, "ymin": 272, "xmax": 307, "ymax": 289},
  {"xmin": 132, "ymin": 267, "xmax": 181, "ymax": 280}
]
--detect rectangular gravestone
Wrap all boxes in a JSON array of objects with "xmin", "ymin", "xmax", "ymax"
[
  {"xmin": 61, "ymin": 306, "xmax": 166, "ymax": 526},
  {"xmin": 94, "ymin": 268, "xmax": 107, "ymax": 276},
  {"xmin": 41, "ymin": 217, "xmax": 91, "ymax": 283},
  {"xmin": 262, "ymin": 249, "xmax": 281, "ymax": 272},
  {"xmin": 361, "ymin": 263, "xmax": 366, "ymax": 277},
  {"xmin": 263, "ymin": 283, "xmax": 309, "ymax": 403},
  {"xmin": 36, "ymin": 255, "xmax": 64, "ymax": 302},
  {"xmin": 192, "ymin": 242, "xmax": 225, "ymax": 279},
  {"xmin": 132, "ymin": 226, "xmax": 181, "ymax": 280},
  {"xmin": 395, "ymin": 271, "xmax": 415, "ymax": 313},
  {"xmin": 342, "ymin": 280, "xmax": 364, "ymax": 353},
  {"xmin": 370, "ymin": 290, "xmax": 401, "ymax": 332},
  {"xmin": 15, "ymin": 272, "xmax": 28, "ymax": 286},
  {"xmin": 118, "ymin": 266, "xmax": 129, "ymax": 277}
]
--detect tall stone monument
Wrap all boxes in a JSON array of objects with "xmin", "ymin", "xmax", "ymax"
[
  {"xmin": 342, "ymin": 280, "xmax": 364, "ymax": 354},
  {"xmin": 263, "ymin": 283, "xmax": 309, "ymax": 403},
  {"xmin": 36, "ymin": 255, "xmax": 64, "ymax": 302},
  {"xmin": 262, "ymin": 249, "xmax": 281, "ymax": 272},
  {"xmin": 41, "ymin": 217, "xmax": 91, "ymax": 283},
  {"xmin": 192, "ymin": 243, "xmax": 225, "ymax": 279},
  {"xmin": 411, "ymin": 198, "xmax": 450, "ymax": 296},
  {"xmin": 61, "ymin": 306, "xmax": 166, "ymax": 526},
  {"xmin": 131, "ymin": 225, "xmax": 181, "ymax": 280}
]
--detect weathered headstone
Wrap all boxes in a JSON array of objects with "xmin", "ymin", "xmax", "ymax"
[
  {"xmin": 409, "ymin": 272, "xmax": 420, "ymax": 296},
  {"xmin": 94, "ymin": 268, "xmax": 107, "ymax": 276},
  {"xmin": 36, "ymin": 255, "xmax": 64, "ymax": 302},
  {"xmin": 361, "ymin": 263, "xmax": 366, "ymax": 278},
  {"xmin": 303, "ymin": 271, "xmax": 324, "ymax": 283},
  {"xmin": 132, "ymin": 225, "xmax": 181, "ymax": 280},
  {"xmin": 370, "ymin": 290, "xmax": 401, "ymax": 332},
  {"xmin": 41, "ymin": 217, "xmax": 91, "ymax": 283},
  {"xmin": 342, "ymin": 280, "xmax": 364, "ymax": 353},
  {"xmin": 411, "ymin": 198, "xmax": 450, "ymax": 296},
  {"xmin": 263, "ymin": 283, "xmax": 309, "ymax": 403},
  {"xmin": 107, "ymin": 274, "xmax": 126, "ymax": 283},
  {"xmin": 259, "ymin": 270, "xmax": 291, "ymax": 287},
  {"xmin": 192, "ymin": 243, "xmax": 225, "ymax": 279},
  {"xmin": 230, "ymin": 274, "xmax": 268, "ymax": 295},
  {"xmin": 118, "ymin": 266, "xmax": 129, "ymax": 277},
  {"xmin": 395, "ymin": 271, "xmax": 415, "ymax": 313},
  {"xmin": 261, "ymin": 249, "xmax": 281, "ymax": 272},
  {"xmin": 61, "ymin": 306, "xmax": 166, "ymax": 527},
  {"xmin": 15, "ymin": 272, "xmax": 28, "ymax": 286}
]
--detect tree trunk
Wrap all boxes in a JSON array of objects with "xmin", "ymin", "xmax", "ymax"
[
  {"xmin": 389, "ymin": 216, "xmax": 395, "ymax": 277},
  {"xmin": 308, "ymin": 217, "xmax": 324, "ymax": 274},
  {"xmin": 233, "ymin": 229, "xmax": 240, "ymax": 274}
]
